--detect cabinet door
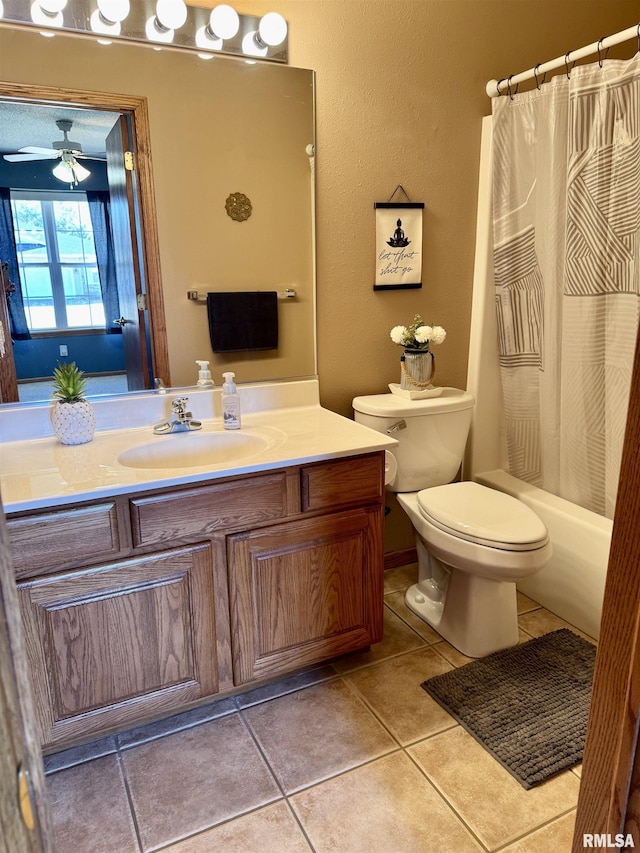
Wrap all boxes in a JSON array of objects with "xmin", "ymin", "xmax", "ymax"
[
  {"xmin": 228, "ymin": 507, "xmax": 383, "ymax": 684},
  {"xmin": 18, "ymin": 544, "xmax": 218, "ymax": 749}
]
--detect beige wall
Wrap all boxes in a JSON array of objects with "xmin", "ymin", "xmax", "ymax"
[{"xmin": 231, "ymin": 0, "xmax": 640, "ymax": 552}]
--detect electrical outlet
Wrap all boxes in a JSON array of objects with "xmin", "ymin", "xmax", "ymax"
[{"xmin": 59, "ymin": 345, "xmax": 68, "ymax": 357}]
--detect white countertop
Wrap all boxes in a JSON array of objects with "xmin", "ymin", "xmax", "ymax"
[{"xmin": 0, "ymin": 380, "xmax": 397, "ymax": 514}]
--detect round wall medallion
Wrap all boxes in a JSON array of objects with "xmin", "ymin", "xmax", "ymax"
[{"xmin": 225, "ymin": 192, "xmax": 252, "ymax": 221}]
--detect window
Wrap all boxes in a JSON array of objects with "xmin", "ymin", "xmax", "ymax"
[{"xmin": 11, "ymin": 191, "xmax": 105, "ymax": 332}]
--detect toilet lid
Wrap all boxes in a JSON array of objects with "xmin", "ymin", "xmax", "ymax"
[{"xmin": 417, "ymin": 482, "xmax": 549, "ymax": 551}]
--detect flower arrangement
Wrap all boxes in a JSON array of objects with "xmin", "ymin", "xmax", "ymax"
[{"xmin": 390, "ymin": 314, "xmax": 446, "ymax": 351}]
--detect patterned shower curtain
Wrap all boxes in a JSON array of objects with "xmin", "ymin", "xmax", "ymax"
[{"xmin": 492, "ymin": 54, "xmax": 640, "ymax": 519}]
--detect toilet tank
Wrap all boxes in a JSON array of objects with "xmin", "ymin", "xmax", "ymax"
[{"xmin": 352, "ymin": 388, "xmax": 475, "ymax": 493}]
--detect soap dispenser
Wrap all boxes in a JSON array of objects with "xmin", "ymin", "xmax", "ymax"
[
  {"xmin": 221, "ymin": 372, "xmax": 241, "ymax": 429},
  {"xmin": 196, "ymin": 360, "xmax": 214, "ymax": 386}
]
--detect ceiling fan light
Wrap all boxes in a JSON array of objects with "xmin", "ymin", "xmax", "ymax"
[
  {"xmin": 0, "ymin": 1, "xmax": 4, "ymax": 19},
  {"xmin": 257, "ymin": 12, "xmax": 287, "ymax": 47},
  {"xmin": 53, "ymin": 157, "xmax": 90, "ymax": 185},
  {"xmin": 96, "ymin": 0, "xmax": 129, "ymax": 24},
  {"xmin": 208, "ymin": 5, "xmax": 239, "ymax": 41},
  {"xmin": 155, "ymin": 0, "xmax": 187, "ymax": 31}
]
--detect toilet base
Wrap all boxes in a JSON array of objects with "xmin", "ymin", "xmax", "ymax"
[{"xmin": 405, "ymin": 570, "xmax": 520, "ymax": 658}]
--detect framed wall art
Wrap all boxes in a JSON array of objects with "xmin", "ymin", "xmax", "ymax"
[{"xmin": 373, "ymin": 187, "xmax": 424, "ymax": 291}]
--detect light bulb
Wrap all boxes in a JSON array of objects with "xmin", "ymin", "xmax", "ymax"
[
  {"xmin": 90, "ymin": 9, "xmax": 120, "ymax": 36},
  {"xmin": 208, "ymin": 4, "xmax": 239, "ymax": 40},
  {"xmin": 145, "ymin": 14, "xmax": 174, "ymax": 43},
  {"xmin": 257, "ymin": 12, "xmax": 287, "ymax": 47},
  {"xmin": 155, "ymin": 0, "xmax": 187, "ymax": 31},
  {"xmin": 195, "ymin": 25, "xmax": 222, "ymax": 51},
  {"xmin": 30, "ymin": 0, "xmax": 63, "ymax": 26},
  {"xmin": 39, "ymin": 0, "xmax": 67, "ymax": 12},
  {"xmin": 242, "ymin": 30, "xmax": 267, "ymax": 58},
  {"xmin": 96, "ymin": 0, "xmax": 130, "ymax": 23}
]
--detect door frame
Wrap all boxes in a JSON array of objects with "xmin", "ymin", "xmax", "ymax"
[{"xmin": 0, "ymin": 80, "xmax": 170, "ymax": 390}]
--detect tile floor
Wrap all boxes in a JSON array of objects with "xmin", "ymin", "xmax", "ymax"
[{"xmin": 44, "ymin": 564, "xmax": 593, "ymax": 853}]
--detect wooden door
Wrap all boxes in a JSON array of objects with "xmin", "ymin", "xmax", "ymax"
[
  {"xmin": 228, "ymin": 507, "xmax": 384, "ymax": 684},
  {"xmin": 18, "ymin": 544, "xmax": 219, "ymax": 750},
  {"xmin": 0, "ymin": 504, "xmax": 52, "ymax": 851},
  {"xmin": 105, "ymin": 115, "xmax": 149, "ymax": 391},
  {"xmin": 0, "ymin": 262, "xmax": 18, "ymax": 403}
]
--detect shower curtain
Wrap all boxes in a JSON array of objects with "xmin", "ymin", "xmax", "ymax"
[{"xmin": 492, "ymin": 54, "xmax": 640, "ymax": 518}]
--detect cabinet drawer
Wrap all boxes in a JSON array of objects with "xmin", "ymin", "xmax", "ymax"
[
  {"xmin": 130, "ymin": 472, "xmax": 292, "ymax": 547},
  {"xmin": 8, "ymin": 503, "xmax": 122, "ymax": 578},
  {"xmin": 300, "ymin": 453, "xmax": 384, "ymax": 513}
]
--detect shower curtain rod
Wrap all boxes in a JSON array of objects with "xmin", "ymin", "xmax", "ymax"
[{"xmin": 486, "ymin": 23, "xmax": 639, "ymax": 97}]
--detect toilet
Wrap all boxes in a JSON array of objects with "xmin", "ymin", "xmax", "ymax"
[{"xmin": 352, "ymin": 388, "xmax": 552, "ymax": 657}]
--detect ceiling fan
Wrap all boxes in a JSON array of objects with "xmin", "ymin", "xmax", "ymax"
[{"xmin": 3, "ymin": 119, "xmax": 106, "ymax": 186}]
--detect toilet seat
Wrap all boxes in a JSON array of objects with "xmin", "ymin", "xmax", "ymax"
[{"xmin": 417, "ymin": 482, "xmax": 549, "ymax": 552}]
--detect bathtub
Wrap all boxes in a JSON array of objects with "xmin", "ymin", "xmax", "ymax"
[
  {"xmin": 474, "ymin": 469, "xmax": 609, "ymax": 640},
  {"xmin": 465, "ymin": 117, "xmax": 609, "ymax": 641}
]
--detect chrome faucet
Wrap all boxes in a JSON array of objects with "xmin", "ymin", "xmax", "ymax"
[{"xmin": 153, "ymin": 396, "xmax": 202, "ymax": 434}]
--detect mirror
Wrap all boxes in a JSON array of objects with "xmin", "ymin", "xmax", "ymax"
[{"xmin": 0, "ymin": 25, "xmax": 316, "ymax": 404}]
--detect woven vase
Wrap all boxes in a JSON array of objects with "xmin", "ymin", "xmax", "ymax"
[
  {"xmin": 401, "ymin": 349, "xmax": 434, "ymax": 390},
  {"xmin": 50, "ymin": 400, "xmax": 96, "ymax": 446}
]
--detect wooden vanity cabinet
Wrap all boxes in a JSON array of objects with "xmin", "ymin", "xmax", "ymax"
[{"xmin": 6, "ymin": 452, "xmax": 385, "ymax": 751}]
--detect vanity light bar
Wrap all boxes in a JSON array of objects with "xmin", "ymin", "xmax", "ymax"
[{"xmin": 0, "ymin": 0, "xmax": 288, "ymax": 63}]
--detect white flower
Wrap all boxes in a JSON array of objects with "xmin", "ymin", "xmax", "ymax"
[
  {"xmin": 429, "ymin": 325, "xmax": 447, "ymax": 345},
  {"xmin": 390, "ymin": 325, "xmax": 409, "ymax": 345},
  {"xmin": 414, "ymin": 325, "xmax": 432, "ymax": 344}
]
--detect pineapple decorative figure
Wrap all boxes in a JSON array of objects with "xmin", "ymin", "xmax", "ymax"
[{"xmin": 50, "ymin": 362, "xmax": 96, "ymax": 446}]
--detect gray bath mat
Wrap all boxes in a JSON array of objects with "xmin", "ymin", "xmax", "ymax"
[{"xmin": 421, "ymin": 629, "xmax": 596, "ymax": 789}]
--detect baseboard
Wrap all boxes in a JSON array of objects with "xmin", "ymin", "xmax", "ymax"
[{"xmin": 384, "ymin": 547, "xmax": 417, "ymax": 571}]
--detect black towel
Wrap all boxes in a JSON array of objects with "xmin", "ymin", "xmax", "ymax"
[{"xmin": 207, "ymin": 291, "xmax": 278, "ymax": 352}]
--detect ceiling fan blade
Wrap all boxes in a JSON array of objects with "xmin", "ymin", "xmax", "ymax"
[
  {"xmin": 18, "ymin": 146, "xmax": 59, "ymax": 156},
  {"xmin": 3, "ymin": 152, "xmax": 59, "ymax": 162},
  {"xmin": 76, "ymin": 154, "xmax": 107, "ymax": 162}
]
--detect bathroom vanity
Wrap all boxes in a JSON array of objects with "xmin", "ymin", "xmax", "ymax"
[{"xmin": 0, "ymin": 381, "xmax": 396, "ymax": 753}]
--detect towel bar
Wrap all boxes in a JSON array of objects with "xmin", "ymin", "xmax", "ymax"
[{"xmin": 187, "ymin": 289, "xmax": 296, "ymax": 303}]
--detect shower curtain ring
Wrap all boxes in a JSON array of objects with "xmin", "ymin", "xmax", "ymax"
[
  {"xmin": 564, "ymin": 51, "xmax": 575, "ymax": 79},
  {"xmin": 507, "ymin": 75, "xmax": 518, "ymax": 100},
  {"xmin": 534, "ymin": 63, "xmax": 546, "ymax": 89},
  {"xmin": 637, "ymin": 24, "xmax": 640, "ymax": 54},
  {"xmin": 496, "ymin": 78, "xmax": 506, "ymax": 96},
  {"xmin": 597, "ymin": 37, "xmax": 609, "ymax": 68}
]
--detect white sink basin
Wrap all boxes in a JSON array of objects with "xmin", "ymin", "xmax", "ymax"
[{"xmin": 118, "ymin": 431, "xmax": 269, "ymax": 470}]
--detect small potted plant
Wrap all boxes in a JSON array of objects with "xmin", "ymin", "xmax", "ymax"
[{"xmin": 50, "ymin": 361, "xmax": 96, "ymax": 446}]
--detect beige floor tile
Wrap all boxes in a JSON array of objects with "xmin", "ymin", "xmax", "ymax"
[
  {"xmin": 332, "ymin": 606, "xmax": 426, "ymax": 673},
  {"xmin": 290, "ymin": 751, "xmax": 483, "ymax": 853},
  {"xmin": 242, "ymin": 679, "xmax": 397, "ymax": 793},
  {"xmin": 501, "ymin": 810, "xmax": 577, "ymax": 852},
  {"xmin": 235, "ymin": 665, "xmax": 337, "ymax": 708},
  {"xmin": 383, "ymin": 563, "xmax": 418, "ymax": 594},
  {"xmin": 160, "ymin": 802, "xmax": 312, "ymax": 852},
  {"xmin": 431, "ymin": 639, "xmax": 475, "ymax": 668},
  {"xmin": 344, "ymin": 647, "xmax": 457, "ymax": 745},
  {"xmin": 518, "ymin": 609, "xmax": 596, "ymax": 643},
  {"xmin": 117, "ymin": 696, "xmax": 237, "ymax": 749},
  {"xmin": 516, "ymin": 591, "xmax": 540, "ymax": 614},
  {"xmin": 384, "ymin": 589, "xmax": 443, "ymax": 642},
  {"xmin": 121, "ymin": 714, "xmax": 281, "ymax": 851},
  {"xmin": 409, "ymin": 727, "xmax": 581, "ymax": 851},
  {"xmin": 47, "ymin": 754, "xmax": 138, "ymax": 853}
]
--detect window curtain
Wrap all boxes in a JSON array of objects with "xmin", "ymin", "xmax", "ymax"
[
  {"xmin": 87, "ymin": 190, "xmax": 119, "ymax": 334},
  {"xmin": 492, "ymin": 54, "xmax": 640, "ymax": 519},
  {"xmin": 0, "ymin": 187, "xmax": 30, "ymax": 340}
]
